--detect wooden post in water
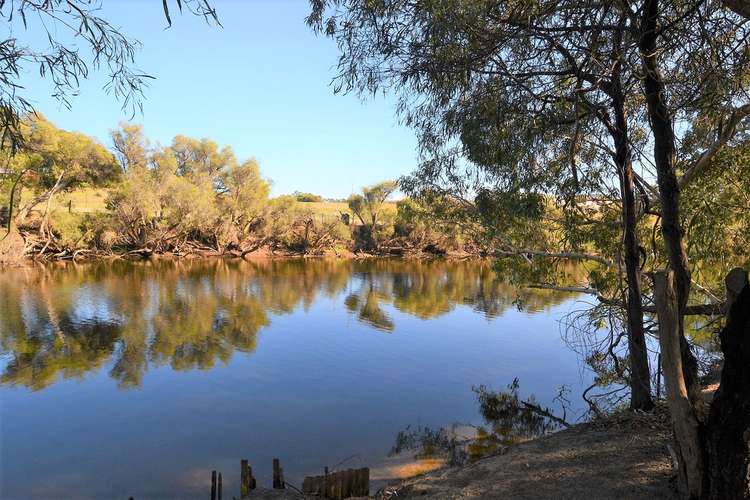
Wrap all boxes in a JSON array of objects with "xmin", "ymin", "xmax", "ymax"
[
  {"xmin": 248, "ymin": 465, "xmax": 256, "ymax": 491},
  {"xmin": 240, "ymin": 459, "xmax": 258, "ymax": 497},
  {"xmin": 218, "ymin": 472, "xmax": 223, "ymax": 500},
  {"xmin": 240, "ymin": 459, "xmax": 249, "ymax": 497},
  {"xmin": 210, "ymin": 470, "xmax": 217, "ymax": 500},
  {"xmin": 272, "ymin": 458, "xmax": 285, "ymax": 489}
]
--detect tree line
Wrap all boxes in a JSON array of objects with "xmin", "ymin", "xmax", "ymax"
[{"xmin": 0, "ymin": 114, "xmax": 490, "ymax": 259}]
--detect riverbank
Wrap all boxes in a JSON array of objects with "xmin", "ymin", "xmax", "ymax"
[
  {"xmin": 378, "ymin": 406, "xmax": 676, "ymax": 499},
  {"xmin": 236, "ymin": 407, "xmax": 676, "ymax": 499},
  {"xmin": 0, "ymin": 236, "xmax": 482, "ymax": 266}
]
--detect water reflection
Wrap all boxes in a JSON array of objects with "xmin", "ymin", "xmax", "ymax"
[
  {"xmin": 0, "ymin": 258, "xmax": 576, "ymax": 391},
  {"xmin": 390, "ymin": 379, "xmax": 569, "ymax": 467}
]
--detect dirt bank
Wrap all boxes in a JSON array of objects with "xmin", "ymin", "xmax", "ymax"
[
  {"xmin": 380, "ymin": 406, "xmax": 676, "ymax": 500},
  {"xmin": 0, "ymin": 229, "xmax": 26, "ymax": 266}
]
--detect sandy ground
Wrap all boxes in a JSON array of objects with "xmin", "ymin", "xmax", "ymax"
[
  {"xmin": 378, "ymin": 407, "xmax": 677, "ymax": 500},
  {"xmin": 195, "ymin": 408, "xmax": 677, "ymax": 499}
]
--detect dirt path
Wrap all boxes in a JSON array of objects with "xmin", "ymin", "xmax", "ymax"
[{"xmin": 382, "ymin": 408, "xmax": 677, "ymax": 499}]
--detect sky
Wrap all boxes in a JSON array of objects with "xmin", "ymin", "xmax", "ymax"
[{"xmin": 15, "ymin": 0, "xmax": 418, "ymax": 198}]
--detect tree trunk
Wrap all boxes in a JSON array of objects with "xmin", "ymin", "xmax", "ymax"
[
  {"xmin": 723, "ymin": 0, "xmax": 750, "ymax": 19},
  {"xmin": 639, "ymin": 0, "xmax": 699, "ymax": 404},
  {"xmin": 4, "ymin": 168, "xmax": 28, "ymax": 236},
  {"xmin": 704, "ymin": 268, "xmax": 750, "ymax": 499},
  {"xmin": 657, "ymin": 268, "xmax": 750, "ymax": 499},
  {"xmin": 611, "ymin": 84, "xmax": 653, "ymax": 411},
  {"xmin": 654, "ymin": 271, "xmax": 704, "ymax": 499}
]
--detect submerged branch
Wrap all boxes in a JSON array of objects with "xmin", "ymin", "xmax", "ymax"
[
  {"xmin": 495, "ymin": 249, "xmax": 616, "ymax": 268},
  {"xmin": 525, "ymin": 283, "xmax": 726, "ymax": 316}
]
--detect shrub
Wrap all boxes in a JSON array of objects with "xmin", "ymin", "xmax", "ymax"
[{"xmin": 293, "ymin": 191, "xmax": 322, "ymax": 203}]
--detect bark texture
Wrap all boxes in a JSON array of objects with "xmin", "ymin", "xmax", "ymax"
[
  {"xmin": 612, "ymin": 87, "xmax": 652, "ymax": 411},
  {"xmin": 654, "ymin": 271, "xmax": 704, "ymax": 499},
  {"xmin": 639, "ymin": 0, "xmax": 699, "ymax": 404},
  {"xmin": 704, "ymin": 269, "xmax": 750, "ymax": 499}
]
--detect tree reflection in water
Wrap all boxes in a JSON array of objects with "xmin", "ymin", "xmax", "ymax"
[
  {"xmin": 0, "ymin": 258, "xmax": 576, "ymax": 390},
  {"xmin": 390, "ymin": 379, "xmax": 570, "ymax": 466}
]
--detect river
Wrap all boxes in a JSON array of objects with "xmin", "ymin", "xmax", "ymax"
[{"xmin": 0, "ymin": 258, "xmax": 590, "ymax": 499}]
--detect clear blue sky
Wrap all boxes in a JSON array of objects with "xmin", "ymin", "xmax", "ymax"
[{"xmin": 17, "ymin": 0, "xmax": 417, "ymax": 198}]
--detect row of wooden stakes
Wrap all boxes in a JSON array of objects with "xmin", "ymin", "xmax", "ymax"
[
  {"xmin": 208, "ymin": 459, "xmax": 370, "ymax": 499},
  {"xmin": 302, "ymin": 467, "xmax": 370, "ymax": 499},
  {"xmin": 209, "ymin": 458, "xmax": 283, "ymax": 499}
]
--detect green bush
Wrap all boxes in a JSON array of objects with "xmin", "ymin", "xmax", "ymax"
[{"xmin": 293, "ymin": 191, "xmax": 323, "ymax": 202}]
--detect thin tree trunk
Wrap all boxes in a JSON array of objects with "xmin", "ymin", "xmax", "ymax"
[
  {"xmin": 611, "ymin": 86, "xmax": 653, "ymax": 411},
  {"xmin": 639, "ymin": 0, "xmax": 699, "ymax": 404},
  {"xmin": 4, "ymin": 167, "xmax": 28, "ymax": 237},
  {"xmin": 40, "ymin": 178, "xmax": 62, "ymax": 238}
]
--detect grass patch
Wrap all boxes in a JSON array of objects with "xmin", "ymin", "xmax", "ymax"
[{"xmin": 18, "ymin": 187, "xmax": 110, "ymax": 214}]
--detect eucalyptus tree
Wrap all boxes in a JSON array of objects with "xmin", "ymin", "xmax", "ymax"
[
  {"xmin": 636, "ymin": 0, "xmax": 750, "ymax": 405},
  {"xmin": 1, "ymin": 0, "xmax": 219, "ymax": 261},
  {"xmin": 170, "ymin": 135, "xmax": 236, "ymax": 177},
  {"xmin": 310, "ymin": 0, "xmax": 750, "ymax": 495},
  {"xmin": 7, "ymin": 114, "xmax": 119, "ymax": 235},
  {"xmin": 216, "ymin": 158, "xmax": 271, "ymax": 249},
  {"xmin": 347, "ymin": 180, "xmax": 398, "ymax": 249},
  {"xmin": 110, "ymin": 122, "xmax": 150, "ymax": 173},
  {"xmin": 636, "ymin": 1, "xmax": 750, "ymax": 497},
  {"xmin": 308, "ymin": 0, "xmax": 658, "ymax": 410}
]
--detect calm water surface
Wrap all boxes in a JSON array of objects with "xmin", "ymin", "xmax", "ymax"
[{"xmin": 0, "ymin": 258, "xmax": 588, "ymax": 499}]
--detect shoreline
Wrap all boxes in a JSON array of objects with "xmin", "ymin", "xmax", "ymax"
[
  {"xmin": 376, "ymin": 406, "xmax": 676, "ymax": 499},
  {"xmin": 0, "ymin": 242, "xmax": 485, "ymax": 267},
  {"xmin": 221, "ymin": 407, "xmax": 677, "ymax": 499}
]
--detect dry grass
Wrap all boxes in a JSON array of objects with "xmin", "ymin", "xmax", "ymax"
[
  {"xmin": 19, "ymin": 187, "xmax": 110, "ymax": 214},
  {"xmin": 290, "ymin": 200, "xmax": 398, "ymax": 219},
  {"xmin": 18, "ymin": 188, "xmax": 398, "ymax": 220},
  {"xmin": 290, "ymin": 201, "xmax": 351, "ymax": 218},
  {"xmin": 391, "ymin": 459, "xmax": 447, "ymax": 478}
]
